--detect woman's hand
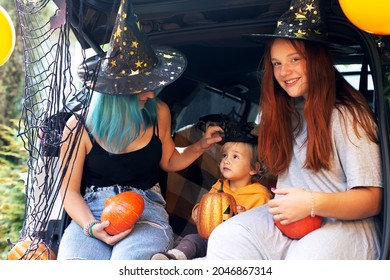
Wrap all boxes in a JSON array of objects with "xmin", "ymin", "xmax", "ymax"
[
  {"xmin": 198, "ymin": 125, "xmax": 223, "ymax": 150},
  {"xmin": 268, "ymin": 187, "xmax": 311, "ymax": 225},
  {"xmin": 159, "ymin": 122, "xmax": 223, "ymax": 172},
  {"xmin": 91, "ymin": 220, "xmax": 133, "ymax": 246}
]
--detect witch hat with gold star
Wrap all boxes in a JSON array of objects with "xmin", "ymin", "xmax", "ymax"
[
  {"xmin": 247, "ymin": 0, "xmax": 328, "ymax": 44},
  {"xmin": 78, "ymin": 0, "xmax": 187, "ymax": 95}
]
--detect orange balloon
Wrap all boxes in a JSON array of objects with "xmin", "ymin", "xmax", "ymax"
[
  {"xmin": 0, "ymin": 5, "xmax": 15, "ymax": 66},
  {"xmin": 339, "ymin": 0, "xmax": 390, "ymax": 35}
]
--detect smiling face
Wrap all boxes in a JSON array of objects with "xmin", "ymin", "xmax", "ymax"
[{"xmin": 270, "ymin": 38, "xmax": 308, "ymax": 98}]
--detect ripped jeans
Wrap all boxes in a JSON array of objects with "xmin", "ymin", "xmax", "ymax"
[{"xmin": 57, "ymin": 184, "xmax": 173, "ymax": 260}]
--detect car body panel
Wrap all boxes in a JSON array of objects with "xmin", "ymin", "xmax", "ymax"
[{"xmin": 42, "ymin": 0, "xmax": 390, "ymax": 259}]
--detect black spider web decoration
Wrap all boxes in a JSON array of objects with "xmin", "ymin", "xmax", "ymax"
[{"xmin": 12, "ymin": 0, "xmax": 97, "ymax": 256}]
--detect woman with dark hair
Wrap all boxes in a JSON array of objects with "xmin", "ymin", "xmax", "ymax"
[
  {"xmin": 206, "ymin": 0, "xmax": 382, "ymax": 259},
  {"xmin": 57, "ymin": 0, "xmax": 223, "ymax": 260}
]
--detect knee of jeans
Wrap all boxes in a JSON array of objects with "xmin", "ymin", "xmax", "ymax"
[{"xmin": 137, "ymin": 220, "xmax": 173, "ymax": 240}]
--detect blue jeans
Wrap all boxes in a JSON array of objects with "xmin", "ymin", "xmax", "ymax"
[{"xmin": 57, "ymin": 184, "xmax": 173, "ymax": 260}]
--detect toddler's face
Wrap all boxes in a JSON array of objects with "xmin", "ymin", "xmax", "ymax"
[{"xmin": 220, "ymin": 142, "xmax": 253, "ymax": 182}]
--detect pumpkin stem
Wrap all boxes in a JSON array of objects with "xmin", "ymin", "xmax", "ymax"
[{"xmin": 218, "ymin": 181, "xmax": 224, "ymax": 192}]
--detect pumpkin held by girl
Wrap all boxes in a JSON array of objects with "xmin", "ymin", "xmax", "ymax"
[
  {"xmin": 275, "ymin": 215, "xmax": 323, "ymax": 240},
  {"xmin": 100, "ymin": 191, "xmax": 145, "ymax": 235}
]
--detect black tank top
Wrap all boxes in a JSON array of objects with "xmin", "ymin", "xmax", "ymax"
[{"xmin": 81, "ymin": 125, "xmax": 162, "ymax": 192}]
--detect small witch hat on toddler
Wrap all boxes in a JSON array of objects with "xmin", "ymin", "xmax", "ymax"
[
  {"xmin": 196, "ymin": 109, "xmax": 257, "ymax": 144},
  {"xmin": 221, "ymin": 109, "xmax": 258, "ymax": 144},
  {"xmin": 246, "ymin": 0, "xmax": 328, "ymax": 44},
  {"xmin": 78, "ymin": 0, "xmax": 187, "ymax": 95}
]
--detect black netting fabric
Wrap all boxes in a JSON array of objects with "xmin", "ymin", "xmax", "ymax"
[{"xmin": 13, "ymin": 0, "xmax": 99, "ymax": 256}]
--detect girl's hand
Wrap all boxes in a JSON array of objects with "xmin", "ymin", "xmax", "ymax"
[
  {"xmin": 236, "ymin": 204, "xmax": 246, "ymax": 214},
  {"xmin": 91, "ymin": 220, "xmax": 133, "ymax": 246},
  {"xmin": 268, "ymin": 187, "xmax": 311, "ymax": 225}
]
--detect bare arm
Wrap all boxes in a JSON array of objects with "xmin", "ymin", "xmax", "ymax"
[
  {"xmin": 313, "ymin": 187, "xmax": 382, "ymax": 219},
  {"xmin": 269, "ymin": 186, "xmax": 382, "ymax": 225},
  {"xmin": 59, "ymin": 116, "xmax": 93, "ymax": 225},
  {"xmin": 158, "ymin": 101, "xmax": 223, "ymax": 172},
  {"xmin": 59, "ymin": 116, "xmax": 131, "ymax": 245}
]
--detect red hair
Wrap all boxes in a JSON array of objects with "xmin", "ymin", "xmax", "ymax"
[{"xmin": 258, "ymin": 39, "xmax": 377, "ymax": 175}]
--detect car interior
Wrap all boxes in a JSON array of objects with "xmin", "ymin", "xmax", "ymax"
[{"xmin": 32, "ymin": 0, "xmax": 390, "ymax": 259}]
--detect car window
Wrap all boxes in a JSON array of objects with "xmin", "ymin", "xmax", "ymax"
[
  {"xmin": 335, "ymin": 64, "xmax": 374, "ymax": 90},
  {"xmin": 173, "ymin": 86, "xmax": 247, "ymax": 132}
]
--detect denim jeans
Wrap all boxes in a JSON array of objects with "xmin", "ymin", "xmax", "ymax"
[{"xmin": 57, "ymin": 184, "xmax": 173, "ymax": 260}]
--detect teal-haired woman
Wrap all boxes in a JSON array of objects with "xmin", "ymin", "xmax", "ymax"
[
  {"xmin": 57, "ymin": 0, "xmax": 223, "ymax": 260},
  {"xmin": 57, "ymin": 92, "xmax": 222, "ymax": 260}
]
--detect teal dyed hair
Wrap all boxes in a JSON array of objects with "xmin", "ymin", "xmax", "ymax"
[{"xmin": 86, "ymin": 92, "xmax": 158, "ymax": 153}]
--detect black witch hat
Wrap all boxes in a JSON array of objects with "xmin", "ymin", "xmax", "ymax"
[
  {"xmin": 221, "ymin": 110, "xmax": 257, "ymax": 144},
  {"xmin": 78, "ymin": 0, "xmax": 187, "ymax": 95},
  {"xmin": 196, "ymin": 109, "xmax": 258, "ymax": 144},
  {"xmin": 246, "ymin": 0, "xmax": 328, "ymax": 44}
]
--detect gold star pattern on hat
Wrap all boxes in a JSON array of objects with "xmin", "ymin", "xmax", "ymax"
[
  {"xmin": 78, "ymin": 0, "xmax": 187, "ymax": 95},
  {"xmin": 246, "ymin": 0, "xmax": 328, "ymax": 44},
  {"xmin": 295, "ymin": 9, "xmax": 307, "ymax": 23}
]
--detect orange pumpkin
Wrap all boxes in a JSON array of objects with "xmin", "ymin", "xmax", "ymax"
[
  {"xmin": 196, "ymin": 181, "xmax": 237, "ymax": 240},
  {"xmin": 275, "ymin": 215, "xmax": 323, "ymax": 239},
  {"xmin": 8, "ymin": 239, "xmax": 56, "ymax": 260},
  {"xmin": 101, "ymin": 191, "xmax": 145, "ymax": 235}
]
